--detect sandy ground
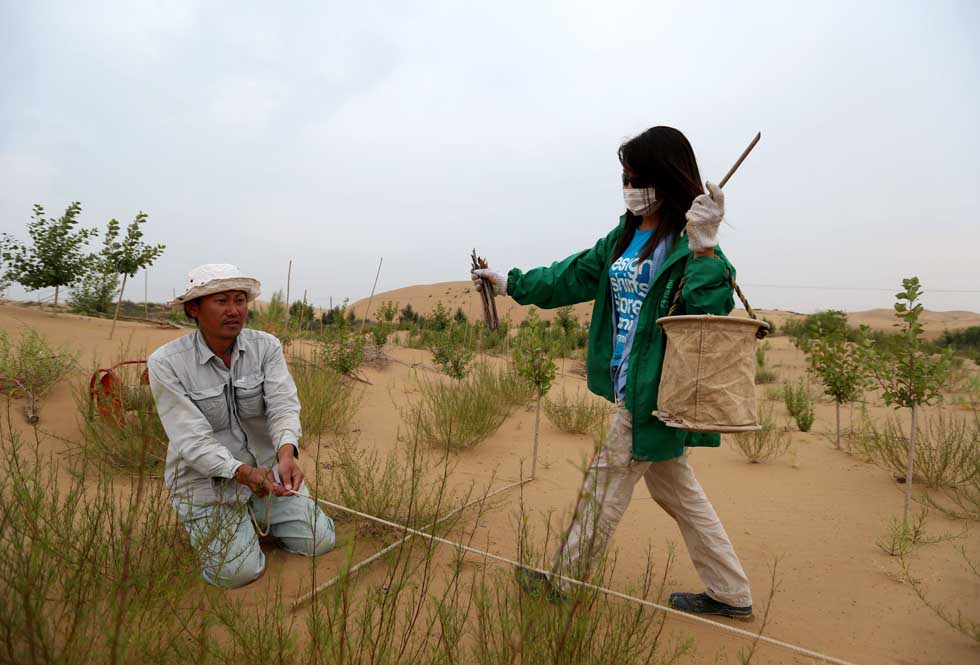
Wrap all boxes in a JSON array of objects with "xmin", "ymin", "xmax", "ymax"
[{"xmin": 1, "ymin": 300, "xmax": 979, "ymax": 665}]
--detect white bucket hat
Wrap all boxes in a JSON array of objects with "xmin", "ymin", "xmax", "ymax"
[{"xmin": 169, "ymin": 263, "xmax": 261, "ymax": 308}]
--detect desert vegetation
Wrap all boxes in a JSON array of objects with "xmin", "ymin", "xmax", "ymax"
[
  {"xmin": 729, "ymin": 404, "xmax": 792, "ymax": 464},
  {"xmin": 544, "ymin": 389, "xmax": 613, "ymax": 435},
  {"xmin": 0, "ymin": 328, "xmax": 76, "ymax": 422}
]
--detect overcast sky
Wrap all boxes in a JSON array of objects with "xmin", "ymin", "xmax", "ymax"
[{"xmin": 2, "ymin": 1, "xmax": 978, "ymax": 314}]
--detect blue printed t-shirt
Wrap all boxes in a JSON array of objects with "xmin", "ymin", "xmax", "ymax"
[{"xmin": 608, "ymin": 228, "xmax": 670, "ymax": 400}]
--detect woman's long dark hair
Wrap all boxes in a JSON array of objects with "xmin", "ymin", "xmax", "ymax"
[{"xmin": 613, "ymin": 126, "xmax": 704, "ymax": 263}]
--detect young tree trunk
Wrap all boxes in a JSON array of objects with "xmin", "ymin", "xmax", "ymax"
[
  {"xmin": 902, "ymin": 401, "xmax": 919, "ymax": 531},
  {"xmin": 531, "ymin": 389, "xmax": 542, "ymax": 479},
  {"xmin": 835, "ymin": 401, "xmax": 841, "ymax": 450},
  {"xmin": 53, "ymin": 285, "xmax": 59, "ymax": 309},
  {"xmin": 109, "ymin": 273, "xmax": 128, "ymax": 340}
]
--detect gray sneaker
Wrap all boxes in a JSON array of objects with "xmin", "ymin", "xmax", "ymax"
[{"xmin": 669, "ymin": 592, "xmax": 753, "ymax": 620}]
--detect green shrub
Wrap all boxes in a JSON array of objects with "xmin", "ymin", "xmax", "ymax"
[
  {"xmin": 290, "ymin": 359, "xmax": 362, "ymax": 440},
  {"xmin": 0, "ymin": 329, "xmax": 77, "ymax": 421},
  {"xmin": 475, "ymin": 362, "xmax": 535, "ymax": 408},
  {"xmin": 754, "ymin": 341, "xmax": 778, "ymax": 384},
  {"xmin": 75, "ymin": 377, "xmax": 167, "ymax": 474},
  {"xmin": 856, "ymin": 409, "xmax": 980, "ymax": 488},
  {"xmin": 248, "ymin": 290, "xmax": 292, "ymax": 345},
  {"xmin": 402, "ymin": 371, "xmax": 511, "ymax": 450},
  {"xmin": 319, "ymin": 328, "xmax": 366, "ymax": 376},
  {"xmin": 69, "ymin": 268, "xmax": 119, "ymax": 315},
  {"xmin": 543, "ymin": 389, "xmax": 612, "ymax": 435},
  {"xmin": 783, "ymin": 379, "xmax": 815, "ymax": 432},
  {"xmin": 730, "ymin": 405, "xmax": 791, "ymax": 463},
  {"xmin": 430, "ymin": 330, "xmax": 475, "ymax": 380},
  {"xmin": 321, "ymin": 433, "xmax": 458, "ymax": 537}
]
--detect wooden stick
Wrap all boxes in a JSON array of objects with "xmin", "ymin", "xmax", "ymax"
[
  {"xmin": 359, "ymin": 257, "xmax": 384, "ymax": 335},
  {"xmin": 284, "ymin": 259, "xmax": 293, "ymax": 325},
  {"xmin": 718, "ymin": 132, "xmax": 761, "ymax": 189}
]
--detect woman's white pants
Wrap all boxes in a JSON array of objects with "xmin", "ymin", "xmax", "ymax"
[{"xmin": 550, "ymin": 404, "xmax": 753, "ymax": 607}]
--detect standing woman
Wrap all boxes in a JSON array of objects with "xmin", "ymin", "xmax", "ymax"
[{"xmin": 471, "ymin": 126, "xmax": 753, "ymax": 619}]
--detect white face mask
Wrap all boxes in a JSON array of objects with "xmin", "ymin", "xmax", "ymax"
[{"xmin": 624, "ymin": 187, "xmax": 661, "ymax": 216}]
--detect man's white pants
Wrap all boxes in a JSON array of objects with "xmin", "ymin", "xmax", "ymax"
[{"xmin": 551, "ymin": 405, "xmax": 752, "ymax": 607}]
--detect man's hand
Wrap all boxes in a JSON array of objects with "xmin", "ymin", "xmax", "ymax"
[
  {"xmin": 234, "ymin": 465, "xmax": 287, "ymax": 497},
  {"xmin": 277, "ymin": 444, "xmax": 303, "ymax": 492}
]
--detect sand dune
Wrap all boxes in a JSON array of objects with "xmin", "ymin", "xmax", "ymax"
[{"xmin": 351, "ymin": 281, "xmax": 980, "ymax": 339}]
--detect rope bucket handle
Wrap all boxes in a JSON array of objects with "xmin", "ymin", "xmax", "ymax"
[
  {"xmin": 662, "ymin": 132, "xmax": 768, "ymax": 339},
  {"xmin": 666, "ymin": 271, "xmax": 769, "ymax": 340}
]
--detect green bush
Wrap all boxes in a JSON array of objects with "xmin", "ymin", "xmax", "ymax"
[
  {"xmin": 543, "ymin": 389, "xmax": 612, "ymax": 435},
  {"xmin": 0, "ymin": 329, "xmax": 77, "ymax": 421},
  {"xmin": 290, "ymin": 358, "xmax": 362, "ymax": 440},
  {"xmin": 69, "ymin": 269, "xmax": 120, "ymax": 315},
  {"xmin": 856, "ymin": 409, "xmax": 980, "ymax": 487},
  {"xmin": 402, "ymin": 371, "xmax": 511, "ymax": 450},
  {"xmin": 783, "ymin": 379, "xmax": 815, "ymax": 432},
  {"xmin": 430, "ymin": 329, "xmax": 475, "ymax": 380},
  {"xmin": 75, "ymin": 376, "xmax": 167, "ymax": 474},
  {"xmin": 730, "ymin": 405, "xmax": 792, "ymax": 463},
  {"xmin": 754, "ymin": 341, "xmax": 778, "ymax": 384},
  {"xmin": 319, "ymin": 327, "xmax": 366, "ymax": 376}
]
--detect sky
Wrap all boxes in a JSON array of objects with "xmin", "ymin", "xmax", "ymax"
[{"xmin": 1, "ymin": 0, "xmax": 978, "ymax": 314}]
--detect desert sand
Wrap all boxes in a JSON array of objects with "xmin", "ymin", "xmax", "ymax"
[{"xmin": 1, "ymin": 298, "xmax": 978, "ymax": 665}]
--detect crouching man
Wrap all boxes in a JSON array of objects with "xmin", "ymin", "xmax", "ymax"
[{"xmin": 148, "ymin": 263, "xmax": 334, "ymax": 588}]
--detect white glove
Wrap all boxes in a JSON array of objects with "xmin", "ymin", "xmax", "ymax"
[
  {"xmin": 471, "ymin": 268, "xmax": 508, "ymax": 296},
  {"xmin": 686, "ymin": 181, "xmax": 725, "ymax": 252}
]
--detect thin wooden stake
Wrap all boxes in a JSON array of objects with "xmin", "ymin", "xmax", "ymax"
[
  {"xmin": 285, "ymin": 259, "xmax": 293, "ymax": 325},
  {"xmin": 358, "ymin": 257, "xmax": 383, "ymax": 335},
  {"xmin": 718, "ymin": 132, "xmax": 761, "ymax": 189}
]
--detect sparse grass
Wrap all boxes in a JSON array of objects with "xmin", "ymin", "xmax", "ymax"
[
  {"xmin": 783, "ymin": 379, "xmax": 815, "ymax": 432},
  {"xmin": 755, "ymin": 342, "xmax": 778, "ymax": 385},
  {"xmin": 290, "ymin": 358, "xmax": 362, "ymax": 440},
  {"xmin": 763, "ymin": 384, "xmax": 784, "ymax": 402},
  {"xmin": 248, "ymin": 289, "xmax": 293, "ymax": 345},
  {"xmin": 730, "ymin": 405, "xmax": 792, "ymax": 463},
  {"xmin": 856, "ymin": 409, "xmax": 980, "ymax": 487},
  {"xmin": 319, "ymin": 432, "xmax": 460, "ymax": 537},
  {"xmin": 543, "ymin": 389, "xmax": 613, "ymax": 435},
  {"xmin": 900, "ymin": 545, "xmax": 980, "ymax": 643},
  {"xmin": 477, "ymin": 362, "xmax": 536, "ymax": 408},
  {"xmin": 0, "ymin": 328, "xmax": 77, "ymax": 421},
  {"xmin": 74, "ymin": 377, "xmax": 168, "ymax": 474},
  {"xmin": 402, "ymin": 370, "xmax": 511, "ymax": 450}
]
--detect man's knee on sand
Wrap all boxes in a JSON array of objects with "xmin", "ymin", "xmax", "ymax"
[
  {"xmin": 201, "ymin": 511, "xmax": 336, "ymax": 589},
  {"xmin": 277, "ymin": 511, "xmax": 336, "ymax": 557},
  {"xmin": 204, "ymin": 541, "xmax": 266, "ymax": 589}
]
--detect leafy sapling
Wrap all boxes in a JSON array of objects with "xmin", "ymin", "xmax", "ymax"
[
  {"xmin": 806, "ymin": 325, "xmax": 872, "ymax": 450},
  {"xmin": 2, "ymin": 203, "xmax": 98, "ymax": 308},
  {"xmin": 103, "ymin": 212, "xmax": 166, "ymax": 339},
  {"xmin": 512, "ymin": 308, "xmax": 558, "ymax": 478},
  {"xmin": 869, "ymin": 277, "xmax": 953, "ymax": 536}
]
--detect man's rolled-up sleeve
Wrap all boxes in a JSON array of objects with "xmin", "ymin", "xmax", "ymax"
[
  {"xmin": 148, "ymin": 356, "xmax": 242, "ymax": 479},
  {"xmin": 261, "ymin": 339, "xmax": 302, "ymax": 454}
]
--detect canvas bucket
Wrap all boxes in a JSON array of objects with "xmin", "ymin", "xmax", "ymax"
[{"xmin": 652, "ymin": 315, "xmax": 770, "ymax": 433}]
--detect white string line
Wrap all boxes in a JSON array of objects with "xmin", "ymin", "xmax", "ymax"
[
  {"xmin": 291, "ymin": 477, "xmax": 533, "ymax": 610},
  {"xmin": 288, "ymin": 489, "xmax": 860, "ymax": 665}
]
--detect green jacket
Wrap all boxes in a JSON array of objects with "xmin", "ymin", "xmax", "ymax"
[{"xmin": 507, "ymin": 215, "xmax": 736, "ymax": 461}]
